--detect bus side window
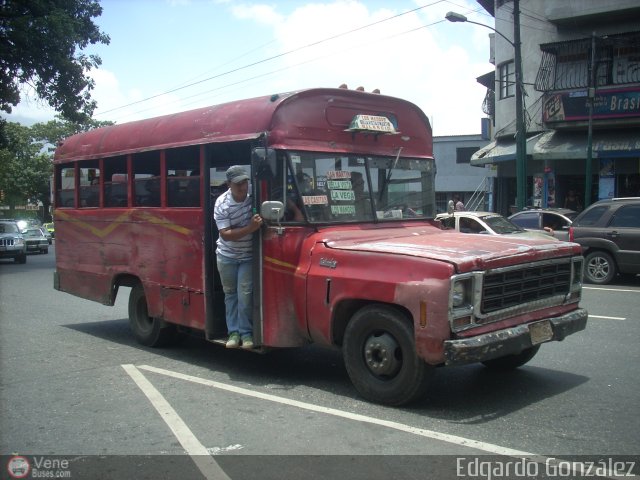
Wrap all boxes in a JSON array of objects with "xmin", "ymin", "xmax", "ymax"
[{"xmin": 168, "ymin": 176, "xmax": 200, "ymax": 207}]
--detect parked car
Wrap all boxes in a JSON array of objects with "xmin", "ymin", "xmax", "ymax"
[
  {"xmin": 0, "ymin": 220, "xmax": 27, "ymax": 263},
  {"xmin": 22, "ymin": 227, "xmax": 49, "ymax": 254},
  {"xmin": 569, "ymin": 197, "xmax": 640, "ymax": 284},
  {"xmin": 43, "ymin": 222, "xmax": 55, "ymax": 238},
  {"xmin": 508, "ymin": 208, "xmax": 578, "ymax": 240},
  {"xmin": 436, "ymin": 211, "xmax": 557, "ymax": 241}
]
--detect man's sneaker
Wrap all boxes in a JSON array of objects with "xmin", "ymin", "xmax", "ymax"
[
  {"xmin": 241, "ymin": 334, "xmax": 254, "ymax": 350},
  {"xmin": 226, "ymin": 332, "xmax": 240, "ymax": 348}
]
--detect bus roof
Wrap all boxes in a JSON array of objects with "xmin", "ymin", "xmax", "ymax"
[{"xmin": 54, "ymin": 88, "xmax": 433, "ymax": 163}]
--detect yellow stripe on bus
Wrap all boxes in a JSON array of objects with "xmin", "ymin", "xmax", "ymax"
[
  {"xmin": 264, "ymin": 256, "xmax": 297, "ymax": 271},
  {"xmin": 55, "ymin": 210, "xmax": 192, "ymax": 238}
]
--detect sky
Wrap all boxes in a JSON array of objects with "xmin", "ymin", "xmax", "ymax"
[{"xmin": 8, "ymin": 0, "xmax": 495, "ymax": 136}]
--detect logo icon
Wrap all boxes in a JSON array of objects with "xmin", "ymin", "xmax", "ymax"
[{"xmin": 7, "ymin": 456, "xmax": 30, "ymax": 479}]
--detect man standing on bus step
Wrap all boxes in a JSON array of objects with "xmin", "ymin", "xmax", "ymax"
[{"xmin": 214, "ymin": 166, "xmax": 263, "ymax": 349}]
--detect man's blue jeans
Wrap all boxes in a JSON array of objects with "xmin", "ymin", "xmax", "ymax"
[{"xmin": 216, "ymin": 254, "xmax": 253, "ymax": 336}]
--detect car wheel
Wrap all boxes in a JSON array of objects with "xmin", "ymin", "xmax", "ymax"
[
  {"xmin": 585, "ymin": 250, "xmax": 616, "ymax": 285},
  {"xmin": 42, "ymin": 247, "xmax": 48, "ymax": 254},
  {"xmin": 482, "ymin": 345, "xmax": 540, "ymax": 370},
  {"xmin": 343, "ymin": 305, "xmax": 433, "ymax": 406},
  {"xmin": 128, "ymin": 283, "xmax": 178, "ymax": 347}
]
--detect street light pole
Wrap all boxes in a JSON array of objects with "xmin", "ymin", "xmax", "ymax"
[{"xmin": 446, "ymin": 0, "xmax": 527, "ymax": 210}]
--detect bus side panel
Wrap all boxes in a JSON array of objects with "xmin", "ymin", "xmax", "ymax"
[
  {"xmin": 260, "ymin": 226, "xmax": 313, "ymax": 347},
  {"xmin": 55, "ymin": 268, "xmax": 115, "ymax": 305},
  {"xmin": 161, "ymin": 288, "xmax": 206, "ymax": 330},
  {"xmin": 54, "ymin": 208, "xmax": 205, "ymax": 327}
]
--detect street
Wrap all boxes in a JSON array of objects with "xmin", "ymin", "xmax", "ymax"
[{"xmin": 1, "ymin": 245, "xmax": 639, "ymax": 479}]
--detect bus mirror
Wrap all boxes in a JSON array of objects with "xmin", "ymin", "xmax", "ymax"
[
  {"xmin": 252, "ymin": 147, "xmax": 277, "ymax": 179},
  {"xmin": 261, "ymin": 201, "xmax": 285, "ymax": 221}
]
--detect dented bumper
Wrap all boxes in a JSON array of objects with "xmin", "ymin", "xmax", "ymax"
[{"xmin": 443, "ymin": 308, "xmax": 588, "ymax": 366}]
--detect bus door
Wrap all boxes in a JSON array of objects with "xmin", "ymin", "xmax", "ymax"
[{"xmin": 252, "ymin": 148, "xmax": 313, "ymax": 348}]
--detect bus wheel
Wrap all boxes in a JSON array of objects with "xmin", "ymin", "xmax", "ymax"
[
  {"xmin": 481, "ymin": 345, "xmax": 540, "ymax": 370},
  {"xmin": 128, "ymin": 283, "xmax": 177, "ymax": 347},
  {"xmin": 343, "ymin": 305, "xmax": 433, "ymax": 406}
]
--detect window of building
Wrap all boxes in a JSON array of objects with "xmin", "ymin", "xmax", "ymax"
[
  {"xmin": 456, "ymin": 147, "xmax": 478, "ymax": 164},
  {"xmin": 499, "ymin": 61, "xmax": 515, "ymax": 99}
]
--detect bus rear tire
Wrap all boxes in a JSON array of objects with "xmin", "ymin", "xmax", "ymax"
[
  {"xmin": 343, "ymin": 305, "xmax": 433, "ymax": 406},
  {"xmin": 128, "ymin": 283, "xmax": 178, "ymax": 347}
]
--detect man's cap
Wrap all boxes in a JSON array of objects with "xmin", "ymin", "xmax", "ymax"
[{"xmin": 226, "ymin": 165, "xmax": 250, "ymax": 184}]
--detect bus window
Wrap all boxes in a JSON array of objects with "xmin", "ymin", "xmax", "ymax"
[
  {"xmin": 58, "ymin": 167, "xmax": 76, "ymax": 207},
  {"xmin": 79, "ymin": 162, "xmax": 100, "ymax": 207},
  {"xmin": 104, "ymin": 156, "xmax": 128, "ymax": 208},
  {"xmin": 167, "ymin": 146, "xmax": 200, "ymax": 207},
  {"xmin": 133, "ymin": 151, "xmax": 160, "ymax": 207}
]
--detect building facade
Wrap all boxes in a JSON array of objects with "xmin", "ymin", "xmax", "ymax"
[
  {"xmin": 434, "ymin": 134, "xmax": 493, "ymax": 213},
  {"xmin": 472, "ymin": 0, "xmax": 640, "ymax": 215}
]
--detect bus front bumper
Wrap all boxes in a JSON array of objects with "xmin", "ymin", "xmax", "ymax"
[{"xmin": 443, "ymin": 308, "xmax": 588, "ymax": 366}]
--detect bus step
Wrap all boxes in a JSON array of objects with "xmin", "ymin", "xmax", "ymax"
[{"xmin": 207, "ymin": 337, "xmax": 267, "ymax": 353}]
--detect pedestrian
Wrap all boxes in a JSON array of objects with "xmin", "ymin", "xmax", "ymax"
[
  {"xmin": 213, "ymin": 165, "xmax": 262, "ymax": 349},
  {"xmin": 453, "ymin": 194, "xmax": 465, "ymax": 211},
  {"xmin": 564, "ymin": 190, "xmax": 582, "ymax": 211}
]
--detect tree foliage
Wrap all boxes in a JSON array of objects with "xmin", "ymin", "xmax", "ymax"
[
  {"xmin": 0, "ymin": 122, "xmax": 50, "ymax": 207},
  {"xmin": 0, "ymin": 117, "xmax": 112, "ymax": 218},
  {"xmin": 0, "ymin": 0, "xmax": 110, "ymax": 122}
]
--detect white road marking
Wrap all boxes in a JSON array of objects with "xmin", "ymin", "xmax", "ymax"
[
  {"xmin": 121, "ymin": 364, "xmax": 231, "ymax": 480},
  {"xmin": 130, "ymin": 364, "xmax": 633, "ymax": 479},
  {"xmin": 584, "ymin": 286, "xmax": 638, "ymax": 293},
  {"xmin": 138, "ymin": 365, "xmax": 531, "ymax": 454},
  {"xmin": 589, "ymin": 315, "xmax": 626, "ymax": 321}
]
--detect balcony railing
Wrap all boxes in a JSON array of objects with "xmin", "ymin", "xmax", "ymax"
[{"xmin": 535, "ymin": 31, "xmax": 640, "ymax": 92}]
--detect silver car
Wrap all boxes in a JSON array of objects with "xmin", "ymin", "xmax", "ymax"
[
  {"xmin": 436, "ymin": 211, "xmax": 557, "ymax": 241},
  {"xmin": 22, "ymin": 227, "xmax": 49, "ymax": 254},
  {"xmin": 0, "ymin": 220, "xmax": 27, "ymax": 263}
]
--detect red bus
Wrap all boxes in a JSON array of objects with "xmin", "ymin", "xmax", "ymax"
[{"xmin": 53, "ymin": 88, "xmax": 587, "ymax": 405}]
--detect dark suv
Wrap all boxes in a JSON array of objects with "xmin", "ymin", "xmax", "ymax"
[{"xmin": 569, "ymin": 197, "xmax": 640, "ymax": 284}]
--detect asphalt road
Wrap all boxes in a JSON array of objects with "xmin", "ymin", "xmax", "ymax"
[{"xmin": 1, "ymin": 245, "xmax": 639, "ymax": 479}]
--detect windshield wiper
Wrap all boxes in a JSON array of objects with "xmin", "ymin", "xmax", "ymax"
[{"xmin": 379, "ymin": 147, "xmax": 402, "ymax": 202}]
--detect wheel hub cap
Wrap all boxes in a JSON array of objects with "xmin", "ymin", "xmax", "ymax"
[{"xmin": 364, "ymin": 333, "xmax": 401, "ymax": 377}]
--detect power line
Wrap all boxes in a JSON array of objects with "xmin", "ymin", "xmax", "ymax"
[
  {"xmin": 112, "ymin": 14, "xmax": 453, "ymax": 122},
  {"xmin": 96, "ymin": 1, "xmax": 446, "ymax": 117}
]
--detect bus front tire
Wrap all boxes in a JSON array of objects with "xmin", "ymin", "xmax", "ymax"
[
  {"xmin": 128, "ymin": 283, "xmax": 178, "ymax": 347},
  {"xmin": 343, "ymin": 305, "xmax": 433, "ymax": 406}
]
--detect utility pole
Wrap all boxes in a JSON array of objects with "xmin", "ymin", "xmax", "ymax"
[{"xmin": 513, "ymin": 0, "xmax": 527, "ymax": 211}]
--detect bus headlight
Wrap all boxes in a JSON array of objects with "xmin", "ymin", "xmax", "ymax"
[
  {"xmin": 450, "ymin": 274, "xmax": 477, "ymax": 332},
  {"xmin": 452, "ymin": 278, "xmax": 472, "ymax": 308},
  {"xmin": 452, "ymin": 281, "xmax": 466, "ymax": 307}
]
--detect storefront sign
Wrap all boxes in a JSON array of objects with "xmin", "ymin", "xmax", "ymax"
[{"xmin": 543, "ymin": 87, "xmax": 640, "ymax": 123}]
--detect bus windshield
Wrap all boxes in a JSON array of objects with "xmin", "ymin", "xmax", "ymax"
[{"xmin": 280, "ymin": 151, "xmax": 436, "ymax": 223}]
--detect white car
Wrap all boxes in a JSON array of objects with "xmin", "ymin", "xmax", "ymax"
[{"xmin": 436, "ymin": 211, "xmax": 556, "ymax": 241}]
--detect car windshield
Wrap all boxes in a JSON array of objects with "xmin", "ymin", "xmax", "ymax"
[
  {"xmin": 273, "ymin": 151, "xmax": 436, "ymax": 223},
  {"xmin": 24, "ymin": 229, "xmax": 42, "ymax": 237},
  {"xmin": 0, "ymin": 223, "xmax": 19, "ymax": 234},
  {"xmin": 483, "ymin": 215, "xmax": 526, "ymax": 234}
]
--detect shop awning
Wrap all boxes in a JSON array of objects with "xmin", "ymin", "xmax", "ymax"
[
  {"xmin": 471, "ymin": 130, "xmax": 640, "ymax": 166},
  {"xmin": 470, "ymin": 133, "xmax": 544, "ymax": 166}
]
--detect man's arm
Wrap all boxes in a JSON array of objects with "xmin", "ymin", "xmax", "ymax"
[{"xmin": 218, "ymin": 214, "xmax": 263, "ymax": 241}]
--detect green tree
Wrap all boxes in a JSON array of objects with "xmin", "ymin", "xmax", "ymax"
[
  {"xmin": 31, "ymin": 116, "xmax": 114, "ymax": 153},
  {"xmin": 0, "ymin": 117, "xmax": 111, "ymax": 219},
  {"xmin": 0, "ymin": 0, "xmax": 110, "ymax": 122},
  {"xmin": 0, "ymin": 122, "xmax": 51, "ymax": 216}
]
